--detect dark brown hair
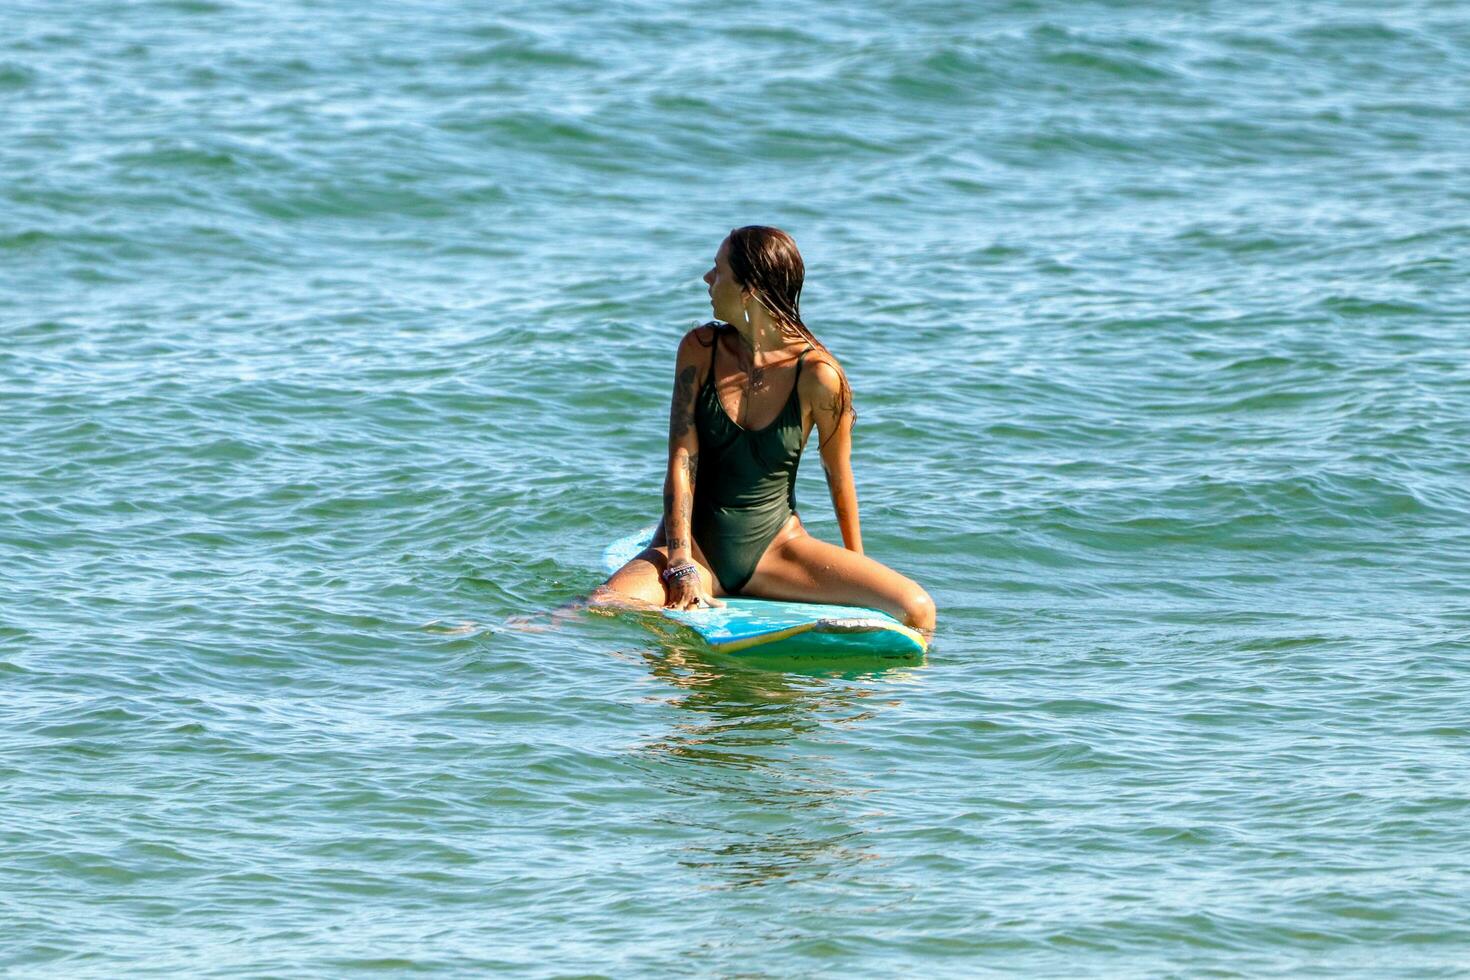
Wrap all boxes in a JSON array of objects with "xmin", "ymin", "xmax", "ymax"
[{"xmin": 725, "ymin": 225, "xmax": 854, "ymax": 439}]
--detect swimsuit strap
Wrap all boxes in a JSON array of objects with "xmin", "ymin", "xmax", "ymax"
[
  {"xmin": 791, "ymin": 344, "xmax": 815, "ymax": 392},
  {"xmin": 705, "ymin": 324, "xmax": 723, "ymax": 388},
  {"xmin": 795, "ymin": 344, "xmax": 814, "ymax": 374}
]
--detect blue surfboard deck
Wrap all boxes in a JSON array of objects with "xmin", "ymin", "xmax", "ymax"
[{"xmin": 602, "ymin": 528, "xmax": 926, "ymax": 659}]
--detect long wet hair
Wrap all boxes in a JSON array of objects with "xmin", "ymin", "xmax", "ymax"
[{"xmin": 724, "ymin": 225, "xmax": 855, "ymax": 439}]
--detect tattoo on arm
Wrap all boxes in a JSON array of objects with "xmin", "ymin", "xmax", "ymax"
[
  {"xmin": 820, "ymin": 389, "xmax": 842, "ymax": 422},
  {"xmin": 674, "ymin": 489, "xmax": 691, "ymax": 539},
  {"xmin": 669, "ymin": 365, "xmax": 696, "ymax": 438},
  {"xmin": 666, "ymin": 355, "xmax": 700, "ymax": 556},
  {"xmin": 812, "ymin": 368, "xmax": 844, "ymax": 446},
  {"xmin": 665, "ymin": 477, "xmax": 693, "ymax": 555}
]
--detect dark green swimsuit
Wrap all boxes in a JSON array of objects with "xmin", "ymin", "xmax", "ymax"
[{"xmin": 693, "ymin": 325, "xmax": 814, "ymax": 595}]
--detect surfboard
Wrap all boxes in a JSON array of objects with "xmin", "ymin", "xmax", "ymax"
[{"xmin": 602, "ymin": 527, "xmax": 927, "ymax": 659}]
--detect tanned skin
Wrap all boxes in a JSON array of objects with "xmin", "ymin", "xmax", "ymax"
[
  {"xmin": 592, "ymin": 234, "xmax": 936, "ymax": 635},
  {"xmin": 661, "ymin": 332, "xmax": 722, "ymax": 610}
]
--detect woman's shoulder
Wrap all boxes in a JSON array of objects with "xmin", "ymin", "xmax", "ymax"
[
  {"xmin": 679, "ymin": 320, "xmax": 724, "ymax": 352},
  {"xmin": 673, "ymin": 322, "xmax": 723, "ymax": 381},
  {"xmin": 795, "ymin": 351, "xmax": 845, "ymax": 426},
  {"xmin": 798, "ymin": 345, "xmax": 845, "ymax": 388}
]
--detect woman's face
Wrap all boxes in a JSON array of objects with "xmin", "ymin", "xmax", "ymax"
[{"xmin": 703, "ymin": 237, "xmax": 746, "ymax": 324}]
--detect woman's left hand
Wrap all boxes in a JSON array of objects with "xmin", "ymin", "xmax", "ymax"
[{"xmin": 664, "ymin": 566, "xmax": 725, "ymax": 611}]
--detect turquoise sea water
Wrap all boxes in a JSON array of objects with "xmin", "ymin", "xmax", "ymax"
[{"xmin": 5, "ymin": 0, "xmax": 1470, "ymax": 974}]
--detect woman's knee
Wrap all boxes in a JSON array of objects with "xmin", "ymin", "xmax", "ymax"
[
  {"xmin": 591, "ymin": 581, "xmax": 663, "ymax": 611},
  {"xmin": 900, "ymin": 588, "xmax": 936, "ymax": 632},
  {"xmin": 599, "ymin": 557, "xmax": 666, "ymax": 607},
  {"xmin": 589, "ymin": 584, "xmax": 628, "ymax": 607}
]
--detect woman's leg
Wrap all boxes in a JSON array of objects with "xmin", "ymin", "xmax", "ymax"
[
  {"xmin": 740, "ymin": 528, "xmax": 936, "ymax": 634},
  {"xmin": 593, "ymin": 518, "xmax": 724, "ymax": 607}
]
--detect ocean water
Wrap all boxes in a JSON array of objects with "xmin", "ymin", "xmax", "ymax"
[{"xmin": 4, "ymin": 0, "xmax": 1470, "ymax": 974}]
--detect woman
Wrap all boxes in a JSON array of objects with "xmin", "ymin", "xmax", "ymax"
[{"xmin": 594, "ymin": 226, "xmax": 936, "ymax": 636}]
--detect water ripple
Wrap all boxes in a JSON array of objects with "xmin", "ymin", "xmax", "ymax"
[{"xmin": 5, "ymin": 0, "xmax": 1470, "ymax": 974}]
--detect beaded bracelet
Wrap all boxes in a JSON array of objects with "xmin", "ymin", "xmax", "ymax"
[{"xmin": 660, "ymin": 561, "xmax": 699, "ymax": 584}]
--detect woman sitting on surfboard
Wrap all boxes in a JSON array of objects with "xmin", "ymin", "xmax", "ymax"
[{"xmin": 594, "ymin": 226, "xmax": 936, "ymax": 636}]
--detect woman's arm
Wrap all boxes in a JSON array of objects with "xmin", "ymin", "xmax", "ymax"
[
  {"xmin": 807, "ymin": 360, "xmax": 862, "ymax": 555},
  {"xmin": 663, "ymin": 328, "xmax": 707, "ymax": 567}
]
